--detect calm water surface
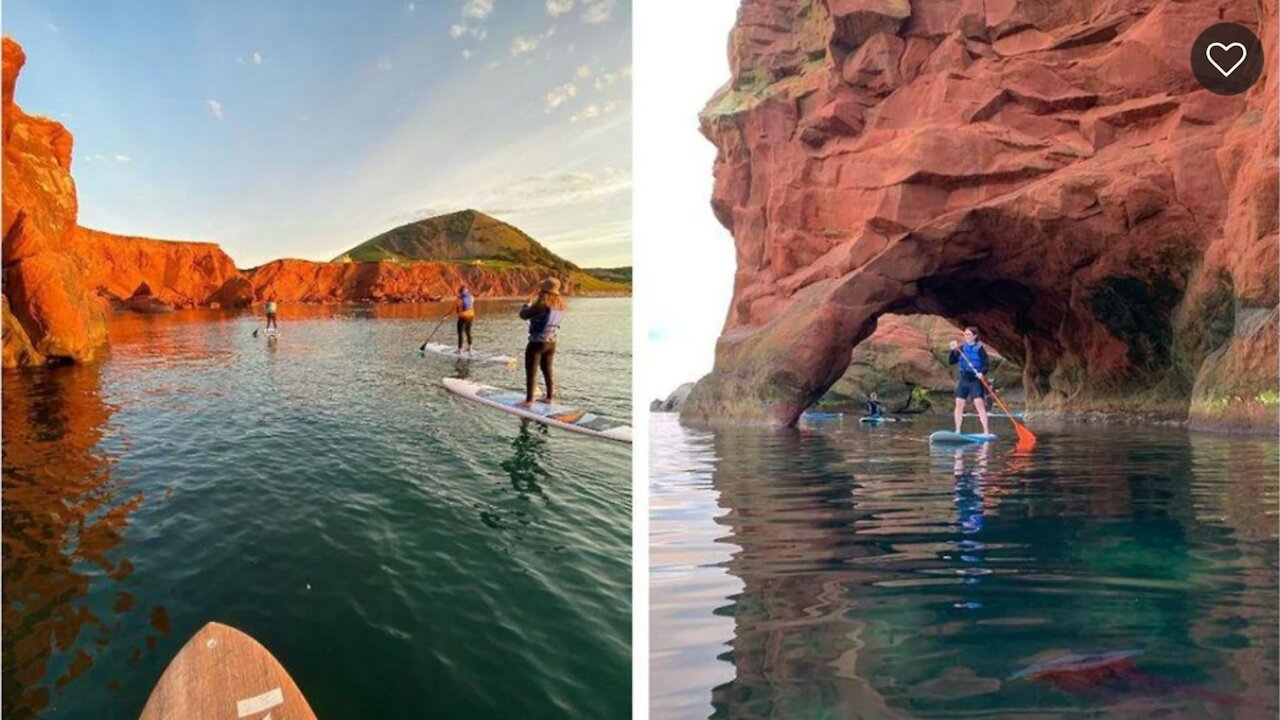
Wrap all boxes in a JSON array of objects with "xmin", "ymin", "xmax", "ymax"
[
  {"xmin": 3, "ymin": 299, "xmax": 631, "ymax": 719},
  {"xmin": 651, "ymin": 412, "xmax": 1278, "ymax": 719}
]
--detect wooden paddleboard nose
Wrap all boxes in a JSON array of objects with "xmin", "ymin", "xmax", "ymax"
[{"xmin": 139, "ymin": 622, "xmax": 317, "ymax": 720}]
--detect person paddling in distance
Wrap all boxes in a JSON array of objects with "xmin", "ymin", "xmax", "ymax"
[
  {"xmin": 454, "ymin": 285, "xmax": 475, "ymax": 353},
  {"xmin": 866, "ymin": 392, "xmax": 885, "ymax": 419},
  {"xmin": 517, "ymin": 278, "xmax": 566, "ymax": 407},
  {"xmin": 265, "ymin": 297, "xmax": 279, "ymax": 332},
  {"xmin": 949, "ymin": 326, "xmax": 992, "ymax": 435}
]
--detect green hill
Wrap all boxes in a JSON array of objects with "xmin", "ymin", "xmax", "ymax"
[{"xmin": 334, "ymin": 209, "xmax": 578, "ymax": 272}]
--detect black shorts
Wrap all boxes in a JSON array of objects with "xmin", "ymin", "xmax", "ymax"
[{"xmin": 955, "ymin": 376, "xmax": 985, "ymax": 400}]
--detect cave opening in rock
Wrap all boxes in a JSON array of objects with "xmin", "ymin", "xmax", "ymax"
[{"xmin": 811, "ymin": 312, "xmax": 1024, "ymax": 417}]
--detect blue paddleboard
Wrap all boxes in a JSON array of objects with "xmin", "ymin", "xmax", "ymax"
[
  {"xmin": 929, "ymin": 431, "xmax": 997, "ymax": 444},
  {"xmin": 801, "ymin": 411, "xmax": 843, "ymax": 420}
]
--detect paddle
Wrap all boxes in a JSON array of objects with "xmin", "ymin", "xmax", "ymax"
[
  {"xmin": 956, "ymin": 346, "xmax": 1036, "ymax": 448},
  {"xmin": 252, "ymin": 323, "xmax": 261, "ymax": 338},
  {"xmin": 418, "ymin": 309, "xmax": 453, "ymax": 351}
]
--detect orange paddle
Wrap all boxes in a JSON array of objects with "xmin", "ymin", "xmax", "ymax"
[{"xmin": 958, "ymin": 348, "xmax": 1036, "ymax": 449}]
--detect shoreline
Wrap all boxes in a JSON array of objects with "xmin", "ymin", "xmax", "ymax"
[{"xmin": 658, "ymin": 396, "xmax": 1276, "ymax": 439}]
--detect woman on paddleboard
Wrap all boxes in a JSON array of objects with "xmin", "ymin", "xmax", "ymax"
[
  {"xmin": 455, "ymin": 285, "xmax": 475, "ymax": 353},
  {"xmin": 518, "ymin": 278, "xmax": 566, "ymax": 406},
  {"xmin": 265, "ymin": 298, "xmax": 279, "ymax": 332},
  {"xmin": 949, "ymin": 326, "xmax": 991, "ymax": 436}
]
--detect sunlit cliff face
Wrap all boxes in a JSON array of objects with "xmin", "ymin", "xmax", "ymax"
[{"xmin": 683, "ymin": 0, "xmax": 1277, "ymax": 431}]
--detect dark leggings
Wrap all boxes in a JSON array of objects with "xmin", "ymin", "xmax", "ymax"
[
  {"xmin": 457, "ymin": 317, "xmax": 473, "ymax": 349},
  {"xmin": 525, "ymin": 341, "xmax": 556, "ymax": 402}
]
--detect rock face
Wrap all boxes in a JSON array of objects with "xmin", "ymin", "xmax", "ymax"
[
  {"xmin": 246, "ymin": 259, "xmax": 585, "ymax": 303},
  {"xmin": 69, "ymin": 227, "xmax": 244, "ymax": 309},
  {"xmin": 3, "ymin": 37, "xmax": 107, "ymax": 365},
  {"xmin": 651, "ymin": 382, "xmax": 697, "ymax": 412},
  {"xmin": 684, "ymin": 0, "xmax": 1277, "ymax": 434},
  {"xmin": 821, "ymin": 314, "xmax": 1020, "ymax": 412}
]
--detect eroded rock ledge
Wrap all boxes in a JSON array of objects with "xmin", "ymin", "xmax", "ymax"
[{"xmin": 683, "ymin": 0, "xmax": 1277, "ymax": 434}]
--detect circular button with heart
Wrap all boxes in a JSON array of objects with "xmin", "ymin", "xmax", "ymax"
[{"xmin": 1191, "ymin": 22, "xmax": 1264, "ymax": 96}]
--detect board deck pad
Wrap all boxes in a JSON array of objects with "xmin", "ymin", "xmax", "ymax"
[
  {"xmin": 422, "ymin": 343, "xmax": 515, "ymax": 365},
  {"xmin": 929, "ymin": 431, "xmax": 998, "ymax": 444},
  {"xmin": 442, "ymin": 377, "xmax": 631, "ymax": 443},
  {"xmin": 139, "ymin": 622, "xmax": 316, "ymax": 720}
]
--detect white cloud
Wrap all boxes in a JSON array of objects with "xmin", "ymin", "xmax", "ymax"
[
  {"xmin": 377, "ymin": 58, "xmax": 394, "ymax": 71},
  {"xmin": 487, "ymin": 59, "xmax": 501, "ymax": 69},
  {"xmin": 547, "ymin": 0, "xmax": 573, "ymax": 16},
  {"xmin": 114, "ymin": 154, "xmax": 132, "ymax": 163},
  {"xmin": 450, "ymin": 22, "xmax": 487, "ymax": 40},
  {"xmin": 511, "ymin": 27, "xmax": 555, "ymax": 57},
  {"xmin": 593, "ymin": 64, "xmax": 631, "ymax": 89},
  {"xmin": 251, "ymin": 51, "xmax": 264, "ymax": 66},
  {"xmin": 569, "ymin": 104, "xmax": 600, "ymax": 123},
  {"xmin": 575, "ymin": 63, "xmax": 594, "ymax": 79},
  {"xmin": 462, "ymin": 49, "xmax": 473, "ymax": 60},
  {"xmin": 545, "ymin": 83, "xmax": 577, "ymax": 112},
  {"xmin": 206, "ymin": 99, "xmax": 225, "ymax": 120},
  {"xmin": 462, "ymin": 0, "xmax": 493, "ymax": 19},
  {"xmin": 46, "ymin": 22, "xmax": 59, "ymax": 33},
  {"xmin": 581, "ymin": 0, "xmax": 614, "ymax": 24},
  {"xmin": 408, "ymin": 2, "xmax": 416, "ymax": 11}
]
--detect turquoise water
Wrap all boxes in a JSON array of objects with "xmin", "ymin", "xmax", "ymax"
[
  {"xmin": 2, "ymin": 298, "xmax": 631, "ymax": 719},
  {"xmin": 651, "ymin": 412, "xmax": 1278, "ymax": 719}
]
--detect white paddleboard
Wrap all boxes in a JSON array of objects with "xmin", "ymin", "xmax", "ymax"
[
  {"xmin": 441, "ymin": 377, "xmax": 632, "ymax": 444},
  {"xmin": 422, "ymin": 343, "xmax": 515, "ymax": 366}
]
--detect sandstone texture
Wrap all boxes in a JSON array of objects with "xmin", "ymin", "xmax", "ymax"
[
  {"xmin": 684, "ymin": 0, "xmax": 1277, "ymax": 434},
  {"xmin": 3, "ymin": 37, "xmax": 107, "ymax": 366},
  {"xmin": 69, "ymin": 227, "xmax": 243, "ymax": 309},
  {"xmin": 821, "ymin": 314, "xmax": 1020, "ymax": 412},
  {"xmin": 247, "ymin": 259, "xmax": 583, "ymax": 304}
]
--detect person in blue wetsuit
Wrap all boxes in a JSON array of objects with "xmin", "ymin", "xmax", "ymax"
[
  {"xmin": 866, "ymin": 392, "xmax": 884, "ymax": 419},
  {"xmin": 948, "ymin": 326, "xmax": 992, "ymax": 435},
  {"xmin": 517, "ymin": 277, "xmax": 566, "ymax": 406}
]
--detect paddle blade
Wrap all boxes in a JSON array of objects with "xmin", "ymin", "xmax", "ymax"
[
  {"xmin": 252, "ymin": 329, "xmax": 259, "ymax": 338},
  {"xmin": 1013, "ymin": 421, "xmax": 1037, "ymax": 449}
]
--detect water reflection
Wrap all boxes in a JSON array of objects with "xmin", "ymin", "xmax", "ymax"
[
  {"xmin": 653, "ymin": 415, "xmax": 1278, "ymax": 719},
  {"xmin": 1, "ymin": 364, "xmax": 145, "ymax": 719}
]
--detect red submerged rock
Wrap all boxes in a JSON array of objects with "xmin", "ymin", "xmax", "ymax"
[{"xmin": 684, "ymin": 0, "xmax": 1277, "ymax": 434}]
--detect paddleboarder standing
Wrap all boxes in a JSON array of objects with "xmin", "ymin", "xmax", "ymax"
[
  {"xmin": 866, "ymin": 392, "xmax": 885, "ymax": 419},
  {"xmin": 455, "ymin": 285, "xmax": 475, "ymax": 353},
  {"xmin": 518, "ymin": 278, "xmax": 566, "ymax": 406},
  {"xmin": 949, "ymin": 326, "xmax": 992, "ymax": 436},
  {"xmin": 265, "ymin": 298, "xmax": 279, "ymax": 332}
]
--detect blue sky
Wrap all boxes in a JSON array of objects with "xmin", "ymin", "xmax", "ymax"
[{"xmin": 5, "ymin": 0, "xmax": 631, "ymax": 267}]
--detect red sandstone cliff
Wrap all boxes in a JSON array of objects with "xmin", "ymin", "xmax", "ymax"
[
  {"xmin": 69, "ymin": 227, "xmax": 247, "ymax": 309},
  {"xmin": 684, "ymin": 0, "xmax": 1277, "ymax": 434},
  {"xmin": 3, "ymin": 37, "xmax": 106, "ymax": 365},
  {"xmin": 246, "ymin": 260, "xmax": 588, "ymax": 304}
]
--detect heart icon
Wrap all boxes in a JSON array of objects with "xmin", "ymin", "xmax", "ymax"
[{"xmin": 1206, "ymin": 42, "xmax": 1247, "ymax": 77}]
